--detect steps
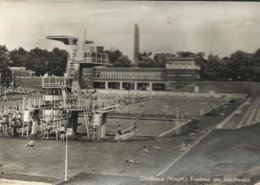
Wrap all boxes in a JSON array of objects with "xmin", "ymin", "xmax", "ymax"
[{"xmin": 83, "ymin": 108, "xmax": 90, "ymax": 137}]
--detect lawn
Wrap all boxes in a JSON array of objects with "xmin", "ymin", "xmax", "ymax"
[
  {"xmin": 0, "ymin": 135, "xmax": 187, "ymax": 178},
  {"xmin": 1, "ymin": 96, "xmax": 252, "ymax": 185}
]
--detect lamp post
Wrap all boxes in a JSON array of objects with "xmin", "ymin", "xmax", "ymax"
[{"xmin": 64, "ymin": 127, "xmax": 68, "ymax": 181}]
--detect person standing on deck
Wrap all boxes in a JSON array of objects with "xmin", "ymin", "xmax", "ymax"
[
  {"xmin": 59, "ymin": 124, "xmax": 66, "ymax": 143},
  {"xmin": 117, "ymin": 124, "xmax": 122, "ymax": 135}
]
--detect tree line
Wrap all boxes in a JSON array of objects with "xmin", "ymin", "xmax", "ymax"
[
  {"xmin": 137, "ymin": 50, "xmax": 260, "ymax": 81},
  {"xmin": 1, "ymin": 44, "xmax": 260, "ymax": 85}
]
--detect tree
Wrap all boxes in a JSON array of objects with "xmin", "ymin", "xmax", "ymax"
[
  {"xmin": 6, "ymin": 44, "xmax": 260, "ymax": 82},
  {"xmin": 25, "ymin": 47, "xmax": 50, "ymax": 76},
  {"xmin": 9, "ymin": 47, "xmax": 68, "ymax": 76},
  {"xmin": 47, "ymin": 48, "xmax": 68, "ymax": 76},
  {"xmin": 9, "ymin": 47, "xmax": 29, "ymax": 67},
  {"xmin": 104, "ymin": 49, "xmax": 132, "ymax": 67},
  {"xmin": 104, "ymin": 49, "xmax": 122, "ymax": 65},
  {"xmin": 251, "ymin": 49, "xmax": 260, "ymax": 81},
  {"xmin": 138, "ymin": 51, "xmax": 159, "ymax": 68},
  {"xmin": 200, "ymin": 54, "xmax": 223, "ymax": 80},
  {"xmin": 228, "ymin": 50, "xmax": 254, "ymax": 81},
  {"xmin": 0, "ymin": 45, "xmax": 12, "ymax": 85},
  {"xmin": 114, "ymin": 55, "xmax": 132, "ymax": 67},
  {"xmin": 154, "ymin": 53, "xmax": 175, "ymax": 68}
]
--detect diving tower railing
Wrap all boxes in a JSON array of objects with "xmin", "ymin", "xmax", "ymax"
[
  {"xmin": 62, "ymin": 97, "xmax": 120, "ymax": 112},
  {"xmin": 23, "ymin": 96, "xmax": 121, "ymax": 112},
  {"xmin": 22, "ymin": 97, "xmax": 44, "ymax": 110},
  {"xmin": 71, "ymin": 51, "xmax": 109, "ymax": 64},
  {"xmin": 42, "ymin": 77, "xmax": 73, "ymax": 88}
]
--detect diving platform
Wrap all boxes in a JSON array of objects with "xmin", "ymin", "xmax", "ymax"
[
  {"xmin": 20, "ymin": 30, "xmax": 120, "ymax": 141},
  {"xmin": 46, "ymin": 35, "xmax": 94, "ymax": 45},
  {"xmin": 47, "ymin": 33, "xmax": 111, "ymax": 66}
]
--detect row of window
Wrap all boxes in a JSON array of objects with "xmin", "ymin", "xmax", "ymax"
[
  {"xmin": 95, "ymin": 72, "xmax": 164, "ymax": 80},
  {"xmin": 167, "ymin": 74, "xmax": 194, "ymax": 77},
  {"xmin": 166, "ymin": 64, "xmax": 200, "ymax": 70},
  {"xmin": 169, "ymin": 62, "xmax": 193, "ymax": 65}
]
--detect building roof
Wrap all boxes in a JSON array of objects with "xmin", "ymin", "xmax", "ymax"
[
  {"xmin": 9, "ymin": 67, "xmax": 26, "ymax": 70},
  {"xmin": 94, "ymin": 67, "xmax": 165, "ymax": 72},
  {"xmin": 9, "ymin": 67, "xmax": 35, "ymax": 74},
  {"xmin": 166, "ymin": 57, "xmax": 196, "ymax": 62}
]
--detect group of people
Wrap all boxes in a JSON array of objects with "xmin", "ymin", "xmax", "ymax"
[
  {"xmin": 0, "ymin": 85, "xmax": 41, "ymax": 136},
  {"xmin": 0, "ymin": 103, "xmax": 67, "ymax": 143},
  {"xmin": 0, "ymin": 104, "xmax": 23, "ymax": 136},
  {"xmin": 66, "ymin": 89, "xmax": 98, "ymax": 106},
  {"xmin": 0, "ymin": 86, "xmax": 40, "ymax": 101},
  {"xmin": 24, "ymin": 118, "xmax": 66, "ymax": 147},
  {"xmin": 40, "ymin": 119, "xmax": 67, "ymax": 143},
  {"xmin": 81, "ymin": 89, "xmax": 98, "ymax": 100}
]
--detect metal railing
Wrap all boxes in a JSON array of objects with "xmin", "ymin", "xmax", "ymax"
[
  {"xmin": 23, "ymin": 97, "xmax": 44, "ymax": 110},
  {"xmin": 42, "ymin": 77, "xmax": 72, "ymax": 88},
  {"xmin": 72, "ymin": 51, "xmax": 109, "ymax": 64},
  {"xmin": 62, "ymin": 97, "xmax": 120, "ymax": 111},
  {"xmin": 22, "ymin": 93, "xmax": 121, "ymax": 115}
]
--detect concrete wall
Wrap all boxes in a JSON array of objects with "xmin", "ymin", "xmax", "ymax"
[{"xmin": 196, "ymin": 81, "xmax": 260, "ymax": 97}]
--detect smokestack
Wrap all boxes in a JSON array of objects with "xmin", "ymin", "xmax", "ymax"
[
  {"xmin": 82, "ymin": 28, "xmax": 86, "ymax": 51},
  {"xmin": 133, "ymin": 24, "xmax": 139, "ymax": 67}
]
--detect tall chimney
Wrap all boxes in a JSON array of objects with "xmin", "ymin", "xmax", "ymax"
[{"xmin": 133, "ymin": 24, "xmax": 139, "ymax": 67}]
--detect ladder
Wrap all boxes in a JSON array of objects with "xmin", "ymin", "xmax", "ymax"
[
  {"xmin": 21, "ymin": 122, "xmax": 29, "ymax": 137},
  {"xmin": 67, "ymin": 58, "xmax": 75, "ymax": 76},
  {"xmin": 65, "ymin": 57, "xmax": 72, "ymax": 77},
  {"xmin": 61, "ymin": 86, "xmax": 67, "ymax": 108},
  {"xmin": 83, "ymin": 107, "xmax": 90, "ymax": 137},
  {"xmin": 66, "ymin": 37, "xmax": 75, "ymax": 77},
  {"xmin": 89, "ymin": 99, "xmax": 100, "ymax": 141},
  {"xmin": 66, "ymin": 38, "xmax": 74, "ymax": 76},
  {"xmin": 91, "ymin": 124, "xmax": 100, "ymax": 141}
]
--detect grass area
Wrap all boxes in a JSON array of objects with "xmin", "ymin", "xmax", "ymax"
[
  {"xmin": 1, "ymin": 96, "xmax": 255, "ymax": 185},
  {"xmin": 0, "ymin": 136, "xmax": 187, "ymax": 178},
  {"xmin": 0, "ymin": 115, "xmax": 233, "ymax": 183}
]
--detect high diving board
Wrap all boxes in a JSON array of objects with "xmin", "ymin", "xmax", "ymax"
[{"xmin": 46, "ymin": 36, "xmax": 94, "ymax": 45}]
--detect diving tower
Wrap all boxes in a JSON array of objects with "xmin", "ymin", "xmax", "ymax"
[{"xmin": 21, "ymin": 30, "xmax": 120, "ymax": 141}]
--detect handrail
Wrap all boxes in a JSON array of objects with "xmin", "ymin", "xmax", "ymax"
[
  {"xmin": 72, "ymin": 51, "xmax": 109, "ymax": 64},
  {"xmin": 42, "ymin": 77, "xmax": 72, "ymax": 88},
  {"xmin": 23, "ymin": 94, "xmax": 121, "ymax": 114}
]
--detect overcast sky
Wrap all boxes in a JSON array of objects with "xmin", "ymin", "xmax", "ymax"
[{"xmin": 1, "ymin": 1, "xmax": 260, "ymax": 60}]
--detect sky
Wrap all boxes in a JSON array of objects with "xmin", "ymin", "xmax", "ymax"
[{"xmin": 1, "ymin": 1, "xmax": 260, "ymax": 60}]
